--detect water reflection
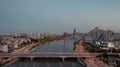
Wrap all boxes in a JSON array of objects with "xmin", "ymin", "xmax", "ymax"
[
  {"xmin": 10, "ymin": 58, "xmax": 83, "ymax": 67},
  {"xmin": 32, "ymin": 39, "xmax": 74, "ymax": 52}
]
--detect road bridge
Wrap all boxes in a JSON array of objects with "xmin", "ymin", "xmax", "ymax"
[
  {"xmin": 0, "ymin": 52, "xmax": 104, "ymax": 61},
  {"xmin": 0, "ymin": 52, "xmax": 104, "ymax": 60},
  {"xmin": 1, "ymin": 52, "xmax": 119, "ymax": 58}
]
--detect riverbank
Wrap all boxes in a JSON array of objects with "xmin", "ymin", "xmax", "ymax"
[
  {"xmin": 1, "ymin": 43, "xmax": 38, "ymax": 66},
  {"xmin": 77, "ymin": 58, "xmax": 87, "ymax": 67},
  {"xmin": 2, "ymin": 58, "xmax": 20, "ymax": 67},
  {"xmin": 30, "ymin": 45, "xmax": 39, "ymax": 52},
  {"xmin": 74, "ymin": 40, "xmax": 109, "ymax": 67},
  {"xmin": 73, "ymin": 40, "xmax": 87, "ymax": 67}
]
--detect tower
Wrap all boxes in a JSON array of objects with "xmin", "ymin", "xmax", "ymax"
[{"xmin": 73, "ymin": 28, "xmax": 76, "ymax": 36}]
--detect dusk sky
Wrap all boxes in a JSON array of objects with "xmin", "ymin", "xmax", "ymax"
[{"xmin": 0, "ymin": 0, "xmax": 120, "ymax": 34}]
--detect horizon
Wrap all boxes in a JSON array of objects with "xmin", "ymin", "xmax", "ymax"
[
  {"xmin": 0, "ymin": 27, "xmax": 119, "ymax": 35},
  {"xmin": 1, "ymin": 0, "xmax": 120, "ymax": 34}
]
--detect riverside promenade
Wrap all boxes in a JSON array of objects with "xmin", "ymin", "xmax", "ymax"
[{"xmin": 76, "ymin": 40, "xmax": 109, "ymax": 67}]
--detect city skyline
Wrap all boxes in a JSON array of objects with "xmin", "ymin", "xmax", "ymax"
[{"xmin": 0, "ymin": 0, "xmax": 120, "ymax": 34}]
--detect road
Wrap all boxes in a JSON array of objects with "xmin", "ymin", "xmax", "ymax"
[
  {"xmin": 1, "ymin": 43, "xmax": 37, "ymax": 64},
  {"xmin": 13, "ymin": 43, "xmax": 36, "ymax": 53},
  {"xmin": 0, "ymin": 52, "xmax": 101, "ymax": 58},
  {"xmin": 77, "ymin": 40, "xmax": 109, "ymax": 67}
]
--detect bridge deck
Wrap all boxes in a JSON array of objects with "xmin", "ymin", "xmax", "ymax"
[
  {"xmin": 0, "ymin": 52, "xmax": 119, "ymax": 58},
  {"xmin": 0, "ymin": 52, "xmax": 104, "ymax": 58}
]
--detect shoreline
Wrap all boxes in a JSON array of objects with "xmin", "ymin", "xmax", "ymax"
[
  {"xmin": 30, "ymin": 45, "xmax": 39, "ymax": 52},
  {"xmin": 75, "ymin": 39, "xmax": 109, "ymax": 67},
  {"xmin": 1, "ymin": 58, "xmax": 20, "ymax": 67},
  {"xmin": 77, "ymin": 58, "xmax": 87, "ymax": 67},
  {"xmin": 73, "ymin": 40, "xmax": 87, "ymax": 67}
]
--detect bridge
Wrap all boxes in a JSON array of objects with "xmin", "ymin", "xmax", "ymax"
[
  {"xmin": 0, "ymin": 52, "xmax": 103, "ymax": 58},
  {"xmin": 0, "ymin": 52, "xmax": 119, "ymax": 58},
  {"xmin": 1, "ymin": 52, "xmax": 119, "ymax": 60},
  {"xmin": 0, "ymin": 52, "xmax": 102, "ymax": 58}
]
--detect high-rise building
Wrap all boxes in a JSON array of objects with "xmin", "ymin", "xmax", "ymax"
[{"xmin": 73, "ymin": 28, "xmax": 76, "ymax": 36}]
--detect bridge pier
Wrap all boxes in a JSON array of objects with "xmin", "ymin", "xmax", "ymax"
[
  {"xmin": 0, "ymin": 57, "xmax": 2, "ymax": 66},
  {"xmin": 0, "ymin": 57, "xmax": 2, "ymax": 63},
  {"xmin": 30, "ymin": 57, "xmax": 34, "ymax": 61},
  {"xmin": 62, "ymin": 58, "xmax": 64, "ymax": 61}
]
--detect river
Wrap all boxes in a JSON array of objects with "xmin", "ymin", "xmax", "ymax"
[{"xmin": 9, "ymin": 39, "xmax": 84, "ymax": 67}]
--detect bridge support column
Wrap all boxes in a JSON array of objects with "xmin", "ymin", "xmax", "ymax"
[
  {"xmin": 0, "ymin": 57, "xmax": 2, "ymax": 65},
  {"xmin": 0, "ymin": 57, "xmax": 2, "ymax": 63},
  {"xmin": 30, "ymin": 57, "xmax": 34, "ymax": 61},
  {"xmin": 62, "ymin": 58, "xmax": 64, "ymax": 61},
  {"xmin": 77, "ymin": 57, "xmax": 79, "ymax": 60}
]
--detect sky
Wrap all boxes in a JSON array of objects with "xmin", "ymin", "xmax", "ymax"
[{"xmin": 0, "ymin": 0, "xmax": 120, "ymax": 34}]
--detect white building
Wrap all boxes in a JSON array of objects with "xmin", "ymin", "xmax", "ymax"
[
  {"xmin": 100, "ymin": 42, "xmax": 115, "ymax": 50},
  {"xmin": 2, "ymin": 45, "xmax": 9, "ymax": 52}
]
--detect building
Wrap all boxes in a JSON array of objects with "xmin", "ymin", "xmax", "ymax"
[
  {"xmin": 100, "ymin": 42, "xmax": 115, "ymax": 51},
  {"xmin": 13, "ymin": 42, "xmax": 19, "ymax": 49},
  {"xmin": 87, "ymin": 27, "xmax": 117, "ymax": 41},
  {"xmin": 88, "ymin": 27, "xmax": 105, "ymax": 40},
  {"xmin": 2, "ymin": 45, "xmax": 9, "ymax": 52},
  {"xmin": 113, "ymin": 33, "xmax": 120, "ymax": 40},
  {"xmin": 73, "ymin": 28, "xmax": 76, "ymax": 36},
  {"xmin": 104, "ymin": 29, "xmax": 114, "ymax": 41},
  {"xmin": 84, "ymin": 36, "xmax": 93, "ymax": 43}
]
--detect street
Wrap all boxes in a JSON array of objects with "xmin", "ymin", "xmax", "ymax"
[{"xmin": 77, "ymin": 40, "xmax": 109, "ymax": 67}]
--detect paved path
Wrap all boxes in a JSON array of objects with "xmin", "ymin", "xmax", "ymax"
[{"xmin": 13, "ymin": 43, "xmax": 36, "ymax": 53}]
